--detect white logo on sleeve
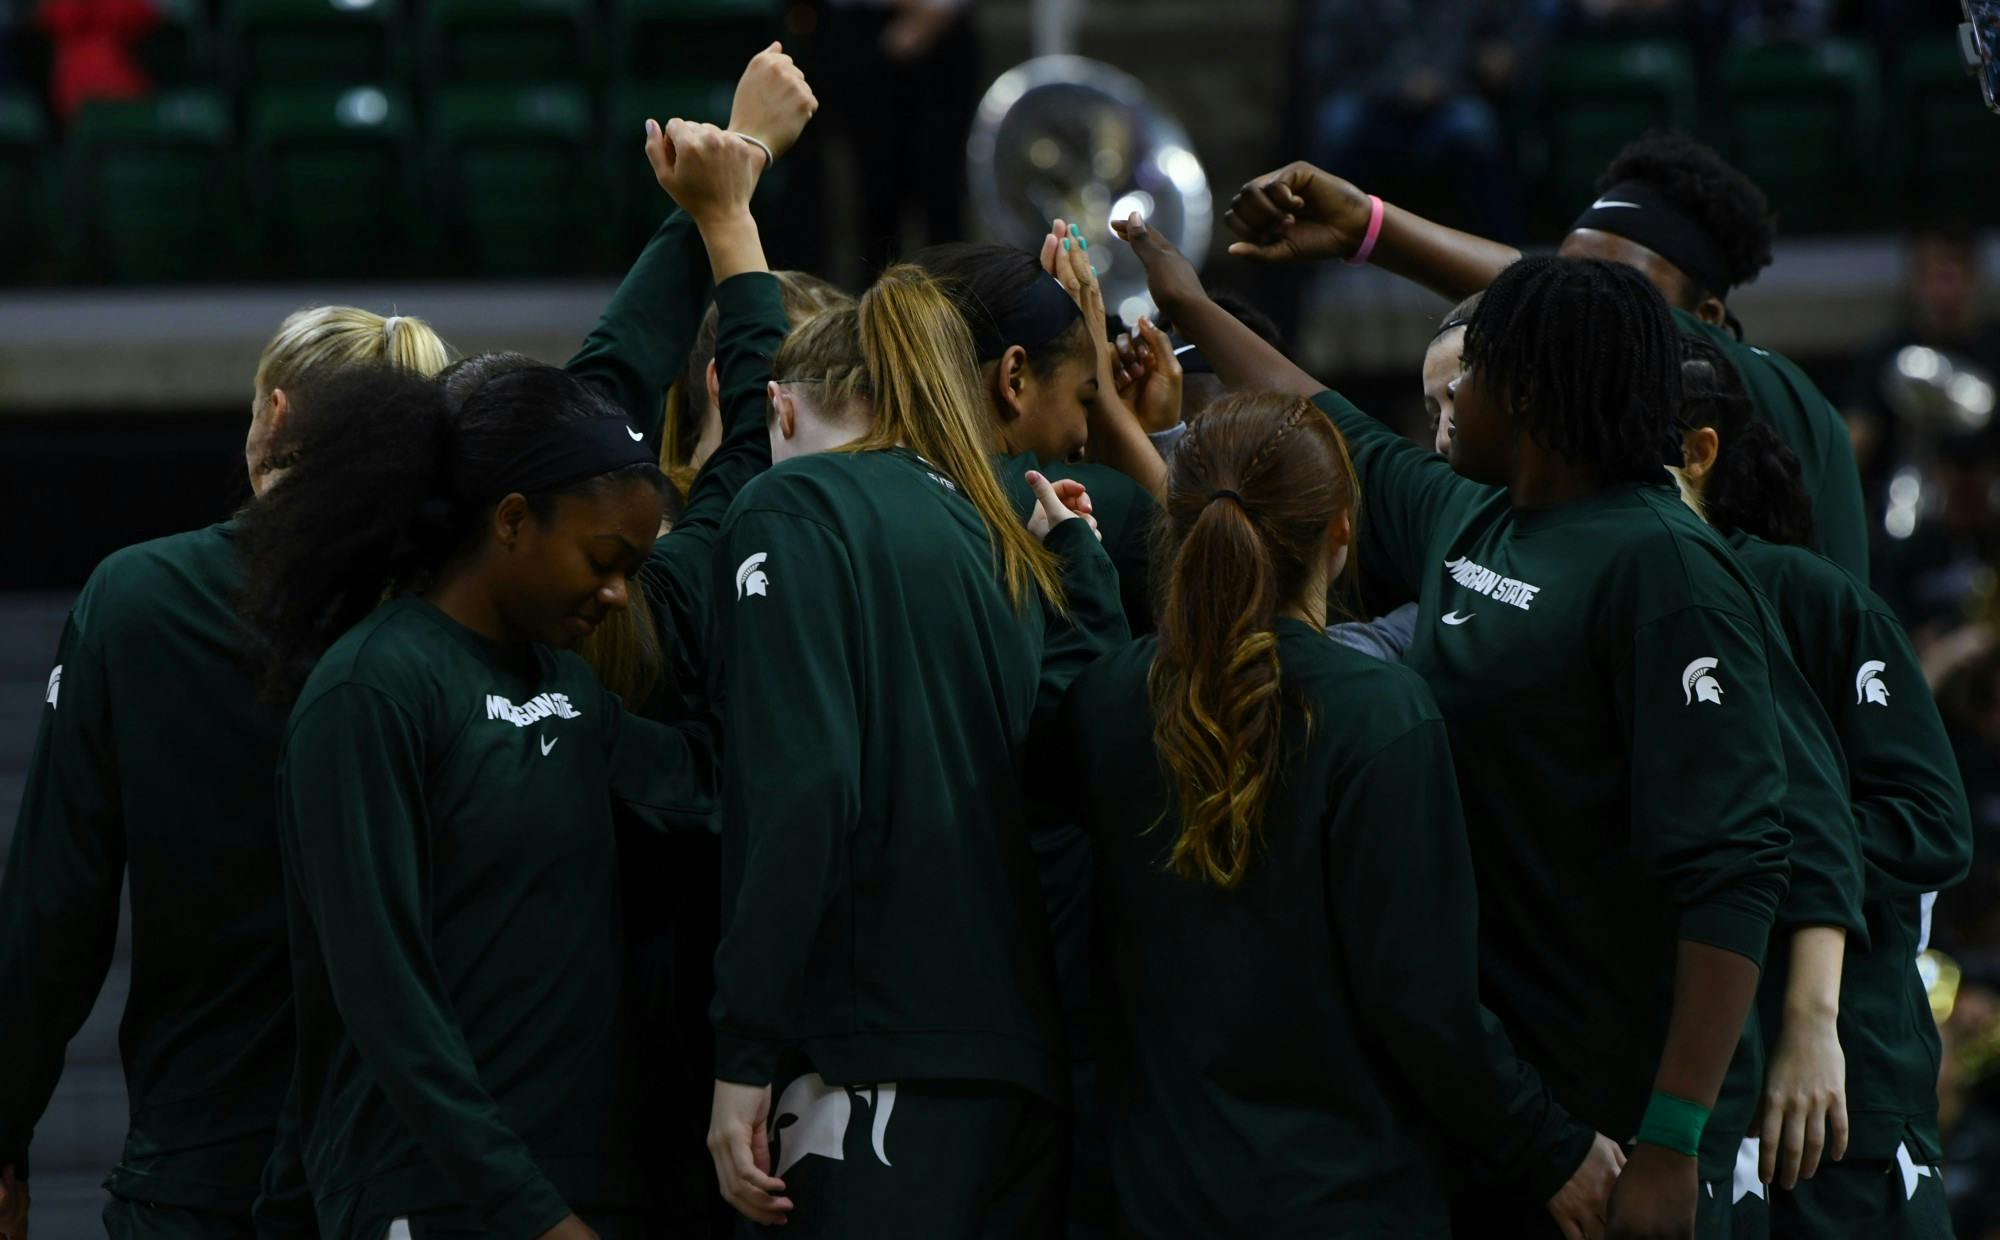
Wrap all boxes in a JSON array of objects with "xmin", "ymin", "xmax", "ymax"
[
  {"xmin": 1856, "ymin": 660, "xmax": 1891, "ymax": 706},
  {"xmin": 1682, "ymin": 657, "xmax": 1724, "ymax": 705},
  {"xmin": 771, "ymin": 1073, "xmax": 896, "ymax": 1178},
  {"xmin": 45, "ymin": 665, "xmax": 60, "ymax": 709},
  {"xmin": 624, "ymin": 425, "xmax": 644, "ymax": 442},
  {"xmin": 735, "ymin": 551, "xmax": 770, "ymax": 600}
]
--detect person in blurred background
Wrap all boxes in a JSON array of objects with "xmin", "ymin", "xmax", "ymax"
[
  {"xmin": 814, "ymin": 0, "xmax": 979, "ymax": 277},
  {"xmin": 1297, "ymin": 0, "xmax": 1537, "ymax": 241},
  {"xmin": 0, "ymin": 305, "xmax": 448, "ymax": 1240}
]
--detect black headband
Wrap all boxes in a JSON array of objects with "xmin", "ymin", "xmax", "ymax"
[
  {"xmin": 1571, "ymin": 181, "xmax": 1735, "ymax": 300},
  {"xmin": 970, "ymin": 275, "xmax": 1084, "ymax": 362},
  {"xmin": 461, "ymin": 416, "xmax": 657, "ymax": 505}
]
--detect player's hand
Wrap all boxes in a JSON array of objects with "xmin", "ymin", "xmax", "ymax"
[
  {"xmin": 1111, "ymin": 316, "xmax": 1182, "ymax": 435},
  {"xmin": 728, "ymin": 42, "xmax": 817, "ymax": 162},
  {"xmin": 709, "ymin": 1080, "xmax": 794, "ymax": 1226},
  {"xmin": 1112, "ymin": 210, "xmax": 1207, "ymax": 318},
  {"xmin": 534, "ymin": 1216, "xmax": 598, "ymax": 1240},
  {"xmin": 1546, "ymin": 1133, "xmax": 1625, "ymax": 1240},
  {"xmin": 644, "ymin": 118, "xmax": 765, "ymax": 224},
  {"xmin": 1025, "ymin": 471, "xmax": 1099, "ymax": 542},
  {"xmin": 1605, "ymin": 1142, "xmax": 1697, "ymax": 1240},
  {"xmin": 0, "ymin": 1164, "xmax": 28, "ymax": 1240},
  {"xmin": 1224, "ymin": 161, "xmax": 1376, "ymax": 265},
  {"xmin": 1758, "ymin": 1015, "xmax": 1848, "ymax": 1188}
]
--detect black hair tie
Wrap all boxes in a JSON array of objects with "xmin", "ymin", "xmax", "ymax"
[{"xmin": 1210, "ymin": 488, "xmax": 1245, "ymax": 506}]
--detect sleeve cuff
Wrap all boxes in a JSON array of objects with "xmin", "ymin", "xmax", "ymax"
[
  {"xmin": 1678, "ymin": 901, "xmax": 1778, "ymax": 968},
  {"xmin": 1146, "ymin": 421, "xmax": 1188, "ymax": 463},
  {"xmin": 485, "ymin": 1171, "xmax": 572, "ymax": 1240},
  {"xmin": 1043, "ymin": 514, "xmax": 1106, "ymax": 561},
  {"xmin": 715, "ymin": 1032, "xmax": 783, "ymax": 1086},
  {"xmin": 714, "ymin": 270, "xmax": 781, "ymax": 315}
]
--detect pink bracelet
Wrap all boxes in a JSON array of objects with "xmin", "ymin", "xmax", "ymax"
[{"xmin": 1344, "ymin": 194, "xmax": 1385, "ymax": 267}]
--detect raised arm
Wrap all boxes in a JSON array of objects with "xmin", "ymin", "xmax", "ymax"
[
  {"xmin": 568, "ymin": 43, "xmax": 814, "ymax": 447},
  {"xmin": 1045, "ymin": 220, "xmax": 1169, "ymax": 497},
  {"xmin": 1224, "ymin": 160, "xmax": 1519, "ymax": 301},
  {"xmin": 637, "ymin": 117, "xmax": 797, "ymax": 688}
]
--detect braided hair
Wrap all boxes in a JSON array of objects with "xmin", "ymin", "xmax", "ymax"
[
  {"xmin": 1462, "ymin": 256, "xmax": 1683, "ymax": 486},
  {"xmin": 1678, "ymin": 336, "xmax": 1817, "ymax": 548},
  {"xmin": 1148, "ymin": 391, "xmax": 1358, "ymax": 889}
]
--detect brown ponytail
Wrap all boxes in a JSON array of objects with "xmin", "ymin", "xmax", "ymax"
[
  {"xmin": 843, "ymin": 264, "xmax": 1066, "ymax": 612},
  {"xmin": 1148, "ymin": 392, "xmax": 1358, "ymax": 888}
]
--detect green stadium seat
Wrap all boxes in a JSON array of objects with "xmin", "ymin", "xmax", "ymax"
[
  {"xmin": 0, "ymin": 88, "xmax": 48, "ymax": 278},
  {"xmin": 426, "ymin": 0, "xmax": 592, "ymax": 86},
  {"xmin": 432, "ymin": 83, "xmax": 601, "ymax": 274},
  {"xmin": 603, "ymin": 76, "xmax": 733, "ymax": 241},
  {"xmin": 133, "ymin": 0, "xmax": 212, "ymax": 88},
  {"xmin": 1525, "ymin": 38, "xmax": 1698, "ymax": 233},
  {"xmin": 1897, "ymin": 35, "xmax": 2000, "ymax": 221},
  {"xmin": 1715, "ymin": 39, "xmax": 1879, "ymax": 232},
  {"xmin": 249, "ymin": 84, "xmax": 417, "ymax": 275},
  {"xmin": 609, "ymin": 0, "xmax": 774, "ymax": 83},
  {"xmin": 226, "ymin": 0, "xmax": 401, "ymax": 91},
  {"xmin": 66, "ymin": 89, "xmax": 238, "ymax": 281}
]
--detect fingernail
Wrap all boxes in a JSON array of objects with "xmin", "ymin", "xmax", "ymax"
[
  {"xmin": 645, "ymin": 118, "xmax": 660, "ymax": 138},
  {"xmin": 1078, "ymin": 235, "xmax": 1088, "ymax": 250},
  {"xmin": 1063, "ymin": 238, "xmax": 1071, "ymax": 252}
]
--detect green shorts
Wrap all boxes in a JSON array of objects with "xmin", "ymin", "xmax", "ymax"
[
  {"xmin": 1768, "ymin": 1143, "xmax": 1953, "ymax": 1239},
  {"xmin": 738, "ymin": 1071, "xmax": 1066, "ymax": 1240}
]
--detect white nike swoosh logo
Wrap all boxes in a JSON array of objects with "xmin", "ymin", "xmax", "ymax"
[
  {"xmin": 540, "ymin": 735, "xmax": 558, "ymax": 756},
  {"xmin": 625, "ymin": 426, "xmax": 644, "ymax": 442},
  {"xmin": 1440, "ymin": 611, "xmax": 1475, "ymax": 626},
  {"xmin": 1590, "ymin": 198, "xmax": 1641, "ymax": 210}
]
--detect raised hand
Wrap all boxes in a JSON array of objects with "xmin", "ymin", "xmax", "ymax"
[
  {"xmin": 1546, "ymin": 1133, "xmax": 1626, "ymax": 1240},
  {"xmin": 644, "ymin": 118, "xmax": 765, "ymax": 225},
  {"xmin": 1025, "ymin": 471, "xmax": 1099, "ymax": 542},
  {"xmin": 728, "ymin": 42, "xmax": 817, "ymax": 163},
  {"xmin": 1111, "ymin": 316, "xmax": 1183, "ymax": 435},
  {"xmin": 1111, "ymin": 210, "xmax": 1206, "ymax": 318},
  {"xmin": 1224, "ymin": 161, "xmax": 1376, "ymax": 265}
]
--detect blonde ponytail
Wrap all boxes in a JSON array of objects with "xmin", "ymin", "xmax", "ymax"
[
  {"xmin": 843, "ymin": 265, "xmax": 1066, "ymax": 613},
  {"xmin": 255, "ymin": 305, "xmax": 452, "ymax": 396}
]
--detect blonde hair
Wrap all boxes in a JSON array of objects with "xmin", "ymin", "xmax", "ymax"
[
  {"xmin": 255, "ymin": 306, "xmax": 452, "ymax": 396},
  {"xmin": 843, "ymin": 265, "xmax": 1065, "ymax": 613},
  {"xmin": 661, "ymin": 271, "xmax": 854, "ymax": 494}
]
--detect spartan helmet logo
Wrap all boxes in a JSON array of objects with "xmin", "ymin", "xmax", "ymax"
[
  {"xmin": 44, "ymin": 664, "xmax": 60, "ymax": 710},
  {"xmin": 1855, "ymin": 660, "xmax": 1891, "ymax": 706},
  {"xmin": 735, "ymin": 551, "xmax": 770, "ymax": 600},
  {"xmin": 771, "ymin": 1073, "xmax": 897, "ymax": 1179},
  {"xmin": 1682, "ymin": 656, "xmax": 1724, "ymax": 706}
]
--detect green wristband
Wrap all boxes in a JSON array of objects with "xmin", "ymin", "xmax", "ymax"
[{"xmin": 1634, "ymin": 1091, "xmax": 1709, "ymax": 1157}]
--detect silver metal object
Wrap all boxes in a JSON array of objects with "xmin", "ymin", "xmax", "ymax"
[
  {"xmin": 1880, "ymin": 344, "xmax": 1997, "ymax": 540},
  {"xmin": 966, "ymin": 56, "xmax": 1212, "ymax": 329}
]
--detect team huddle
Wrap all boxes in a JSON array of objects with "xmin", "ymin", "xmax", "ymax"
[{"xmin": 0, "ymin": 40, "xmax": 1973, "ymax": 1240}]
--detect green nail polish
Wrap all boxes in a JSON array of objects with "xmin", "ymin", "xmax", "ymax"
[
  {"xmin": 1078, "ymin": 235, "xmax": 1088, "ymax": 250},
  {"xmin": 1062, "ymin": 238, "xmax": 1072, "ymax": 252}
]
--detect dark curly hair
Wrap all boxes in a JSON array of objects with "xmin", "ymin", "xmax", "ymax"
[
  {"xmin": 1463, "ymin": 256, "xmax": 1683, "ymax": 486},
  {"xmin": 237, "ymin": 358, "xmax": 664, "ymax": 703},
  {"xmin": 1599, "ymin": 131, "xmax": 1776, "ymax": 295},
  {"xmin": 1678, "ymin": 337, "xmax": 1816, "ymax": 548}
]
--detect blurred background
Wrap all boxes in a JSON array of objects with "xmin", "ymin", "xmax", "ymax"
[{"xmin": 2, "ymin": 0, "xmax": 2000, "ymax": 1233}]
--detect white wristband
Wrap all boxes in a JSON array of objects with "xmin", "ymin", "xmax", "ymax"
[{"xmin": 733, "ymin": 132, "xmax": 774, "ymax": 171}]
